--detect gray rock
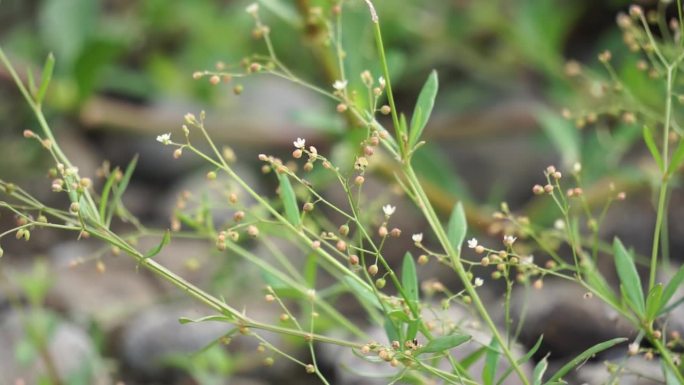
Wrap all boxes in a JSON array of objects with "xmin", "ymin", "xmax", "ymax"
[
  {"xmin": 0, "ymin": 309, "xmax": 108, "ymax": 385},
  {"xmin": 559, "ymin": 356, "xmax": 663, "ymax": 385},
  {"xmin": 507, "ymin": 279, "xmax": 634, "ymax": 360},
  {"xmin": 119, "ymin": 303, "xmax": 230, "ymax": 377},
  {"xmin": 49, "ymin": 241, "xmax": 160, "ymax": 331}
]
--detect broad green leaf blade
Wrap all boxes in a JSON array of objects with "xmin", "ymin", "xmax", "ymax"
[
  {"xmin": 496, "ymin": 335, "xmax": 544, "ymax": 385},
  {"xmin": 667, "ymin": 138, "xmax": 684, "ymax": 176},
  {"xmin": 661, "ymin": 264, "xmax": 684, "ymax": 312},
  {"xmin": 645, "ymin": 284, "xmax": 663, "ymax": 322},
  {"xmin": 143, "ymin": 230, "xmax": 171, "ymax": 260},
  {"xmin": 402, "ymin": 252, "xmax": 418, "ymax": 305},
  {"xmin": 532, "ymin": 356, "xmax": 549, "ymax": 385},
  {"xmin": 276, "ymin": 173, "xmax": 300, "ymax": 227},
  {"xmin": 179, "ymin": 315, "xmax": 232, "ymax": 324},
  {"xmin": 447, "ymin": 202, "xmax": 467, "ymax": 257},
  {"xmin": 418, "ymin": 333, "xmax": 471, "ymax": 354},
  {"xmin": 613, "ymin": 237, "xmax": 645, "ymax": 316},
  {"xmin": 642, "ymin": 125, "xmax": 664, "ymax": 171},
  {"xmin": 36, "ymin": 53, "xmax": 55, "ymax": 105},
  {"xmin": 483, "ymin": 337, "xmax": 500, "ymax": 385},
  {"xmin": 409, "ymin": 70, "xmax": 438, "ymax": 149},
  {"xmin": 546, "ymin": 337, "xmax": 627, "ymax": 383}
]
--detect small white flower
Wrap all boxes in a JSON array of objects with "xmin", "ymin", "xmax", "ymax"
[
  {"xmin": 573, "ymin": 162, "xmax": 582, "ymax": 173},
  {"xmin": 333, "ymin": 80, "xmax": 348, "ymax": 90},
  {"xmin": 293, "ymin": 137, "xmax": 306, "ymax": 149},
  {"xmin": 378, "ymin": 76, "xmax": 386, "ymax": 88},
  {"xmin": 474, "ymin": 277, "xmax": 484, "ymax": 287},
  {"xmin": 412, "ymin": 233, "xmax": 423, "ymax": 243},
  {"xmin": 554, "ymin": 219, "xmax": 565, "ymax": 230},
  {"xmin": 246, "ymin": 3, "xmax": 259, "ymax": 15},
  {"xmin": 503, "ymin": 235, "xmax": 517, "ymax": 246},
  {"xmin": 156, "ymin": 133, "xmax": 172, "ymax": 145},
  {"xmin": 520, "ymin": 255, "xmax": 534, "ymax": 266},
  {"xmin": 467, "ymin": 238, "xmax": 478, "ymax": 249},
  {"xmin": 628, "ymin": 342, "xmax": 639, "ymax": 356},
  {"xmin": 382, "ymin": 204, "xmax": 396, "ymax": 216}
]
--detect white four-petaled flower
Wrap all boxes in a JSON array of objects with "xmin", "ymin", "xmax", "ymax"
[
  {"xmin": 474, "ymin": 277, "xmax": 484, "ymax": 287},
  {"xmin": 156, "ymin": 133, "xmax": 172, "ymax": 145},
  {"xmin": 382, "ymin": 204, "xmax": 396, "ymax": 216},
  {"xmin": 412, "ymin": 233, "xmax": 423, "ymax": 243},
  {"xmin": 467, "ymin": 238, "xmax": 478, "ymax": 249},
  {"xmin": 246, "ymin": 3, "xmax": 259, "ymax": 15},
  {"xmin": 293, "ymin": 137, "xmax": 306, "ymax": 149},
  {"xmin": 333, "ymin": 80, "xmax": 348, "ymax": 90},
  {"xmin": 503, "ymin": 235, "xmax": 517, "ymax": 246},
  {"xmin": 378, "ymin": 77, "xmax": 386, "ymax": 87}
]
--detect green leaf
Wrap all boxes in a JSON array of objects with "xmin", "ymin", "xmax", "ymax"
[
  {"xmin": 667, "ymin": 138, "xmax": 684, "ymax": 176},
  {"xmin": 662, "ymin": 359, "xmax": 680, "ymax": 385},
  {"xmin": 142, "ymin": 230, "xmax": 171, "ymax": 260},
  {"xmin": 447, "ymin": 202, "xmax": 467, "ymax": 257},
  {"xmin": 409, "ymin": 70, "xmax": 438, "ymax": 149},
  {"xmin": 645, "ymin": 283, "xmax": 663, "ymax": 322},
  {"xmin": 304, "ymin": 253, "xmax": 317, "ymax": 287},
  {"xmin": 496, "ymin": 335, "xmax": 544, "ymax": 385},
  {"xmin": 461, "ymin": 346, "xmax": 487, "ymax": 371},
  {"xmin": 418, "ymin": 333, "xmax": 471, "ymax": 354},
  {"xmin": 98, "ymin": 167, "xmax": 118, "ymax": 223},
  {"xmin": 106, "ymin": 155, "xmax": 138, "ymax": 226},
  {"xmin": 613, "ymin": 237, "xmax": 645, "ymax": 316},
  {"xmin": 405, "ymin": 320, "xmax": 419, "ymax": 342},
  {"xmin": 258, "ymin": 0, "xmax": 301, "ymax": 27},
  {"xmin": 642, "ymin": 125, "xmax": 664, "ymax": 171},
  {"xmin": 384, "ymin": 316, "xmax": 401, "ymax": 344},
  {"xmin": 536, "ymin": 107, "xmax": 579, "ymax": 168},
  {"xmin": 402, "ymin": 252, "xmax": 418, "ymax": 305},
  {"xmin": 483, "ymin": 337, "xmax": 500, "ymax": 385},
  {"xmin": 276, "ymin": 173, "xmax": 300, "ymax": 227},
  {"xmin": 36, "ymin": 53, "xmax": 55, "ymax": 105},
  {"xmin": 532, "ymin": 356, "xmax": 549, "ymax": 385},
  {"xmin": 179, "ymin": 315, "xmax": 232, "ymax": 324},
  {"xmin": 546, "ymin": 337, "xmax": 627, "ymax": 383},
  {"xmin": 661, "ymin": 264, "xmax": 684, "ymax": 313},
  {"xmin": 343, "ymin": 276, "xmax": 381, "ymax": 310}
]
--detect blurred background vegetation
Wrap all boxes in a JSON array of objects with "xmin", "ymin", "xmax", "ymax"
[{"xmin": 1, "ymin": 0, "xmax": 678, "ymax": 384}]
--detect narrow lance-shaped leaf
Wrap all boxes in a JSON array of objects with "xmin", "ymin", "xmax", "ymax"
[
  {"xmin": 36, "ymin": 53, "xmax": 55, "ymax": 105},
  {"xmin": 409, "ymin": 70, "xmax": 438, "ymax": 149},
  {"xmin": 642, "ymin": 125, "xmax": 664, "ymax": 171},
  {"xmin": 496, "ymin": 335, "xmax": 544, "ymax": 385},
  {"xmin": 277, "ymin": 173, "xmax": 301, "ymax": 227},
  {"xmin": 179, "ymin": 315, "xmax": 232, "ymax": 324},
  {"xmin": 532, "ymin": 356, "xmax": 549, "ymax": 385},
  {"xmin": 613, "ymin": 237, "xmax": 645, "ymax": 316},
  {"xmin": 667, "ymin": 137, "xmax": 684, "ymax": 176},
  {"xmin": 106, "ymin": 155, "xmax": 138, "ymax": 226},
  {"xmin": 482, "ymin": 337, "xmax": 500, "ymax": 385},
  {"xmin": 142, "ymin": 230, "xmax": 171, "ymax": 261},
  {"xmin": 645, "ymin": 284, "xmax": 663, "ymax": 322},
  {"xmin": 402, "ymin": 252, "xmax": 418, "ymax": 305},
  {"xmin": 447, "ymin": 202, "xmax": 467, "ymax": 258},
  {"xmin": 546, "ymin": 338, "xmax": 627, "ymax": 383},
  {"xmin": 661, "ymin": 264, "xmax": 684, "ymax": 313},
  {"xmin": 418, "ymin": 333, "xmax": 471, "ymax": 354}
]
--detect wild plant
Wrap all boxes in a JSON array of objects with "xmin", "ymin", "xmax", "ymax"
[{"xmin": 1, "ymin": 1, "xmax": 684, "ymax": 384}]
